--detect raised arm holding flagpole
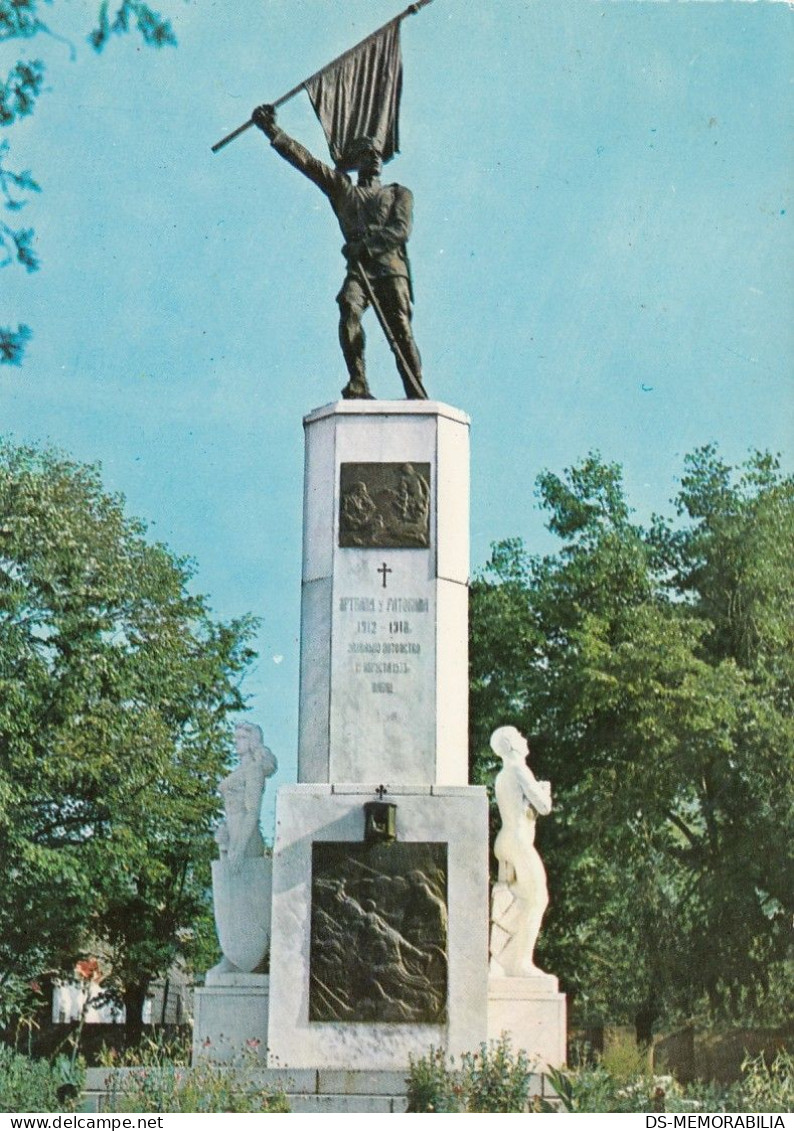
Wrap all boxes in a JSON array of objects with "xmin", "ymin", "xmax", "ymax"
[
  {"xmin": 210, "ymin": 0, "xmax": 433, "ymax": 155},
  {"xmin": 214, "ymin": 2, "xmax": 434, "ymax": 401}
]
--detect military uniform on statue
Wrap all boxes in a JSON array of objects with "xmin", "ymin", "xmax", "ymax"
[{"xmin": 252, "ymin": 105, "xmax": 426, "ymax": 402}]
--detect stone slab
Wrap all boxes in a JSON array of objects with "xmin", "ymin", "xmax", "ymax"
[
  {"xmin": 268, "ymin": 784, "xmax": 489, "ymax": 1070},
  {"xmin": 248, "ymin": 1069, "xmax": 318, "ymax": 1093},
  {"xmin": 85, "ymin": 1066, "xmax": 318, "ymax": 1094},
  {"xmin": 331, "ymin": 782, "xmax": 432, "ymax": 796},
  {"xmin": 317, "ymin": 1069, "xmax": 409, "ymax": 1096},
  {"xmin": 288, "ymin": 1094, "xmax": 401, "ymax": 1113},
  {"xmin": 436, "ymin": 409, "xmax": 471, "ymax": 583},
  {"xmin": 192, "ymin": 976, "xmax": 270, "ymax": 1063},
  {"xmin": 203, "ymin": 971, "xmax": 269, "ymax": 988},
  {"xmin": 487, "ymin": 975, "xmax": 567, "ymax": 1071},
  {"xmin": 431, "ymin": 784, "xmax": 480, "ymax": 797},
  {"xmin": 488, "ymin": 972, "xmax": 561, "ymax": 999},
  {"xmin": 296, "ymin": 578, "xmax": 332, "ymax": 780},
  {"xmin": 303, "ymin": 399, "xmax": 470, "ymax": 426},
  {"xmin": 298, "ymin": 401, "xmax": 470, "ymax": 786}
]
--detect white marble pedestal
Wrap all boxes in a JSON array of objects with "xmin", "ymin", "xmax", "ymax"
[
  {"xmin": 487, "ymin": 974, "xmax": 567, "ymax": 1070},
  {"xmin": 192, "ymin": 973, "xmax": 269, "ymax": 1063},
  {"xmin": 267, "ymin": 783, "xmax": 489, "ymax": 1070},
  {"xmin": 299, "ymin": 400, "xmax": 470, "ymax": 786}
]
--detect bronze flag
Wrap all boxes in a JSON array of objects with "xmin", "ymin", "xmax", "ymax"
[{"xmin": 304, "ymin": 22, "xmax": 403, "ymax": 170}]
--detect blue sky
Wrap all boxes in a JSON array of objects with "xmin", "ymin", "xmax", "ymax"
[{"xmin": 2, "ymin": 0, "xmax": 792, "ymax": 824}]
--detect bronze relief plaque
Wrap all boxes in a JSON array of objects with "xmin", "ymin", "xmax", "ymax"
[
  {"xmin": 309, "ymin": 841, "xmax": 448, "ymax": 1024},
  {"xmin": 339, "ymin": 462, "xmax": 431, "ymax": 549}
]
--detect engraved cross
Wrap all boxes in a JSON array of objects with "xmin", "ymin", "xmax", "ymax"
[{"xmin": 377, "ymin": 561, "xmax": 392, "ymax": 588}]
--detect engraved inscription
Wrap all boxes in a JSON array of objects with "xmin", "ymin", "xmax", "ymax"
[
  {"xmin": 310, "ymin": 841, "xmax": 448, "ymax": 1024},
  {"xmin": 339, "ymin": 463, "xmax": 431, "ymax": 548},
  {"xmin": 338, "ymin": 592, "xmax": 429, "ymax": 694}
]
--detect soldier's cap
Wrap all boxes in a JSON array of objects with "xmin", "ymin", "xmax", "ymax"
[{"xmin": 337, "ymin": 135, "xmax": 383, "ymax": 171}]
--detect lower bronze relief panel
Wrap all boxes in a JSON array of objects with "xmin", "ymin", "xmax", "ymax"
[{"xmin": 310, "ymin": 841, "xmax": 448, "ymax": 1024}]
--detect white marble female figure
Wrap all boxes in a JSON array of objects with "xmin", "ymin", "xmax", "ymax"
[
  {"xmin": 209, "ymin": 723, "xmax": 278, "ymax": 977},
  {"xmin": 489, "ymin": 725, "xmax": 552, "ymax": 978},
  {"xmin": 215, "ymin": 722, "xmax": 277, "ymax": 871}
]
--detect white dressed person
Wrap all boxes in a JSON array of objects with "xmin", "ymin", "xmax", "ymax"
[
  {"xmin": 209, "ymin": 723, "xmax": 278, "ymax": 976},
  {"xmin": 489, "ymin": 725, "xmax": 552, "ymax": 978}
]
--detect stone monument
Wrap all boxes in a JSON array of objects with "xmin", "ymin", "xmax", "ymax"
[{"xmin": 198, "ymin": 4, "xmax": 565, "ymax": 1086}]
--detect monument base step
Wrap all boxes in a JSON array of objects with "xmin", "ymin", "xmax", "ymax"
[{"xmin": 83, "ymin": 1065, "xmax": 559, "ymax": 1113}]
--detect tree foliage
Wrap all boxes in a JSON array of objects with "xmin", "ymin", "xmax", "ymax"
[
  {"xmin": 470, "ymin": 447, "xmax": 794, "ymax": 1031},
  {"xmin": 0, "ymin": 440, "xmax": 257, "ymax": 1023},
  {"xmin": 1, "ymin": 0, "xmax": 176, "ymax": 364}
]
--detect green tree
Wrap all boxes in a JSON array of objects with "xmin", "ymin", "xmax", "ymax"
[
  {"xmin": 470, "ymin": 449, "xmax": 794, "ymax": 1035},
  {"xmin": 0, "ymin": 440, "xmax": 257, "ymax": 1032},
  {"xmin": 1, "ymin": 0, "xmax": 176, "ymax": 364}
]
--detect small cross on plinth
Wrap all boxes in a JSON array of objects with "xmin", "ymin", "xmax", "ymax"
[{"xmin": 377, "ymin": 561, "xmax": 392, "ymax": 588}]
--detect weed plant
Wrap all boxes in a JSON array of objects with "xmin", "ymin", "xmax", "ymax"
[
  {"xmin": 407, "ymin": 1036, "xmax": 536, "ymax": 1113},
  {"xmin": 0, "ymin": 1046, "xmax": 84, "ymax": 1113},
  {"xmin": 103, "ymin": 1041, "xmax": 289, "ymax": 1113},
  {"xmin": 98, "ymin": 1029, "xmax": 192, "ymax": 1068},
  {"xmin": 737, "ymin": 1049, "xmax": 794, "ymax": 1113},
  {"xmin": 407, "ymin": 1037, "xmax": 794, "ymax": 1114},
  {"xmin": 546, "ymin": 1048, "xmax": 793, "ymax": 1113}
]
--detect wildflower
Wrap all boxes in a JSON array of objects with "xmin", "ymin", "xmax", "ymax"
[{"xmin": 75, "ymin": 958, "xmax": 100, "ymax": 981}]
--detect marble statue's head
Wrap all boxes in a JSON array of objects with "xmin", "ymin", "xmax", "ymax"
[
  {"xmin": 235, "ymin": 722, "xmax": 262, "ymax": 754},
  {"xmin": 490, "ymin": 725, "xmax": 529, "ymax": 761},
  {"xmin": 235, "ymin": 723, "xmax": 278, "ymax": 777}
]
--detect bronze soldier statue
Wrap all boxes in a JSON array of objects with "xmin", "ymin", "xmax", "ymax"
[{"xmin": 252, "ymin": 104, "xmax": 427, "ymax": 401}]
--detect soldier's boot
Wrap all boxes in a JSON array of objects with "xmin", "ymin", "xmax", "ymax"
[{"xmin": 341, "ymin": 361, "xmax": 373, "ymax": 400}]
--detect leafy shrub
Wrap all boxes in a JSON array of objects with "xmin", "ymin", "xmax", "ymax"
[
  {"xmin": 0, "ymin": 1046, "xmax": 84, "ymax": 1113},
  {"xmin": 105, "ymin": 1055, "xmax": 289, "ymax": 1113},
  {"xmin": 672, "ymin": 1079, "xmax": 739, "ymax": 1113},
  {"xmin": 737, "ymin": 1049, "xmax": 794, "ymax": 1113},
  {"xmin": 600, "ymin": 1030, "xmax": 652, "ymax": 1079},
  {"xmin": 545, "ymin": 1049, "xmax": 794, "ymax": 1114},
  {"xmin": 545, "ymin": 1063, "xmax": 628, "ymax": 1113},
  {"xmin": 407, "ymin": 1036, "xmax": 535, "ymax": 1113},
  {"xmin": 0, "ymin": 975, "xmax": 46, "ymax": 1036},
  {"xmin": 406, "ymin": 1046, "xmax": 462, "ymax": 1112},
  {"xmin": 546, "ymin": 1061, "xmax": 739, "ymax": 1114},
  {"xmin": 460, "ymin": 1038, "xmax": 535, "ymax": 1112},
  {"xmin": 98, "ymin": 1029, "xmax": 191, "ymax": 1068}
]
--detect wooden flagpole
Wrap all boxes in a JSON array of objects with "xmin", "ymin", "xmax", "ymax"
[{"xmin": 211, "ymin": 0, "xmax": 434, "ymax": 154}]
